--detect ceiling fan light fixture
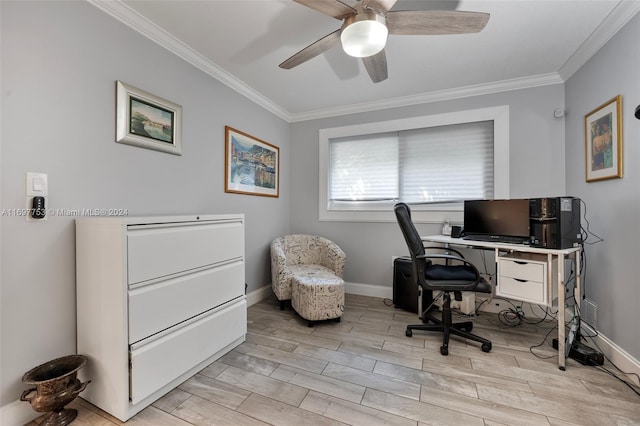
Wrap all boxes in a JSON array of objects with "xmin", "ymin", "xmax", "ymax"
[{"xmin": 340, "ymin": 12, "xmax": 388, "ymax": 58}]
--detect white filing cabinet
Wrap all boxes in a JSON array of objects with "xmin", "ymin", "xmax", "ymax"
[
  {"xmin": 76, "ymin": 215, "xmax": 246, "ymax": 421},
  {"xmin": 497, "ymin": 252, "xmax": 557, "ymax": 306}
]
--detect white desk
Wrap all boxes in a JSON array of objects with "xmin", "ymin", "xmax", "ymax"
[{"xmin": 422, "ymin": 235, "xmax": 581, "ymax": 370}]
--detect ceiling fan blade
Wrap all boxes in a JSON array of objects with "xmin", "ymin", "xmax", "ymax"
[
  {"xmin": 387, "ymin": 10, "xmax": 490, "ymax": 35},
  {"xmin": 293, "ymin": 0, "xmax": 355, "ymax": 20},
  {"xmin": 362, "ymin": 0, "xmax": 397, "ymax": 14},
  {"xmin": 279, "ymin": 29, "xmax": 341, "ymax": 69},
  {"xmin": 362, "ymin": 49, "xmax": 388, "ymax": 83}
]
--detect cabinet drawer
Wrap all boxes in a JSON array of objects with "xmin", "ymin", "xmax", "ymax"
[
  {"xmin": 129, "ymin": 298, "xmax": 247, "ymax": 404},
  {"xmin": 128, "ymin": 261, "xmax": 244, "ymax": 343},
  {"xmin": 499, "ymin": 258, "xmax": 545, "ymax": 282},
  {"xmin": 127, "ymin": 220, "xmax": 243, "ymax": 284},
  {"xmin": 498, "ymin": 276, "xmax": 545, "ymax": 304}
]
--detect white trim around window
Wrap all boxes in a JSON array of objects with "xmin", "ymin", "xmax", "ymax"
[{"xmin": 318, "ymin": 105, "xmax": 510, "ymax": 223}]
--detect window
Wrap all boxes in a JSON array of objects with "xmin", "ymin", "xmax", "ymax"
[{"xmin": 319, "ymin": 106, "xmax": 509, "ymax": 223}]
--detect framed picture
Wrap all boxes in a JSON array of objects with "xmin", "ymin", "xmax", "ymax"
[
  {"xmin": 116, "ymin": 81, "xmax": 182, "ymax": 155},
  {"xmin": 584, "ymin": 95, "xmax": 622, "ymax": 182},
  {"xmin": 225, "ymin": 126, "xmax": 279, "ymax": 197}
]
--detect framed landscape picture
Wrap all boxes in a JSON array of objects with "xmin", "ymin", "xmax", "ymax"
[
  {"xmin": 584, "ymin": 95, "xmax": 622, "ymax": 182},
  {"xmin": 225, "ymin": 126, "xmax": 279, "ymax": 197},
  {"xmin": 116, "ymin": 81, "xmax": 182, "ymax": 155}
]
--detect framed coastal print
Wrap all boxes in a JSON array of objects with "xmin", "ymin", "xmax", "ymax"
[
  {"xmin": 225, "ymin": 126, "xmax": 279, "ymax": 197},
  {"xmin": 584, "ymin": 95, "xmax": 622, "ymax": 182},
  {"xmin": 116, "ymin": 81, "xmax": 182, "ymax": 155}
]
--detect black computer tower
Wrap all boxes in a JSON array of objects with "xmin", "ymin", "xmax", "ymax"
[
  {"xmin": 529, "ymin": 197, "xmax": 581, "ymax": 249},
  {"xmin": 393, "ymin": 257, "xmax": 433, "ymax": 314}
]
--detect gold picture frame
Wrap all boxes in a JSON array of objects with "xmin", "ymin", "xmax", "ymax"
[
  {"xmin": 116, "ymin": 81, "xmax": 182, "ymax": 155},
  {"xmin": 225, "ymin": 126, "xmax": 279, "ymax": 197},
  {"xmin": 584, "ymin": 95, "xmax": 622, "ymax": 182}
]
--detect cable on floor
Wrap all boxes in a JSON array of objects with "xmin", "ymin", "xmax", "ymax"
[{"xmin": 528, "ymin": 325, "xmax": 558, "ymax": 360}]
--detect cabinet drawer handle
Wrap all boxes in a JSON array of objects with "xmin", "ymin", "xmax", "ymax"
[
  {"xmin": 514, "ymin": 261, "xmax": 528, "ymax": 265},
  {"xmin": 514, "ymin": 278, "xmax": 528, "ymax": 283}
]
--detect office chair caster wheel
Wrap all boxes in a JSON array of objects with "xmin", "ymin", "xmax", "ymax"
[
  {"xmin": 460, "ymin": 324, "xmax": 473, "ymax": 332},
  {"xmin": 440, "ymin": 346, "xmax": 448, "ymax": 356},
  {"xmin": 405, "ymin": 329, "xmax": 412, "ymax": 337},
  {"xmin": 481, "ymin": 342, "xmax": 492, "ymax": 353}
]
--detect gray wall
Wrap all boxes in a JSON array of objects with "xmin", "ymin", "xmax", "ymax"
[
  {"xmin": 289, "ymin": 85, "xmax": 566, "ymax": 288},
  {"xmin": 565, "ymin": 13, "xmax": 640, "ymax": 359},
  {"xmin": 1, "ymin": 1, "xmax": 289, "ymax": 408}
]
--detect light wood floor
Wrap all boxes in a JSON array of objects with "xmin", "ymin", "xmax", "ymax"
[{"xmin": 29, "ymin": 294, "xmax": 640, "ymax": 425}]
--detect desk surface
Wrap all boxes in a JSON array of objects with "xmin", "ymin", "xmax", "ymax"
[{"xmin": 422, "ymin": 235, "xmax": 580, "ymax": 255}]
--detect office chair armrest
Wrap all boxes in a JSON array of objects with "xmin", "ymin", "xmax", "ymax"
[{"xmin": 423, "ymin": 246, "xmax": 465, "ymax": 258}]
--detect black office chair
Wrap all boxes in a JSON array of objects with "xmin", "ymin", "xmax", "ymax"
[{"xmin": 394, "ymin": 202, "xmax": 492, "ymax": 355}]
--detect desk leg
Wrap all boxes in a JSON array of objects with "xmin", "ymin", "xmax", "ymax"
[
  {"xmin": 575, "ymin": 251, "xmax": 581, "ymax": 320},
  {"xmin": 558, "ymin": 253, "xmax": 566, "ymax": 370}
]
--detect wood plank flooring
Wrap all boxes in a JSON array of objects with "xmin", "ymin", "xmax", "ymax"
[{"xmin": 28, "ymin": 294, "xmax": 640, "ymax": 425}]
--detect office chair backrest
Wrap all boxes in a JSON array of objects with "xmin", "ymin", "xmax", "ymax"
[{"xmin": 394, "ymin": 203, "xmax": 428, "ymax": 281}]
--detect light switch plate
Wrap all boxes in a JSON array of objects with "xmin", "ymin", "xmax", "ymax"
[
  {"xmin": 27, "ymin": 172, "xmax": 48, "ymax": 196},
  {"xmin": 26, "ymin": 172, "xmax": 48, "ymax": 221}
]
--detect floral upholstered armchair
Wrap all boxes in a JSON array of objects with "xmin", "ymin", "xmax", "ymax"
[{"xmin": 270, "ymin": 234, "xmax": 346, "ymax": 309}]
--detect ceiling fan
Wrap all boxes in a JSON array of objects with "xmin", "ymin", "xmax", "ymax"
[{"xmin": 279, "ymin": 0, "xmax": 490, "ymax": 83}]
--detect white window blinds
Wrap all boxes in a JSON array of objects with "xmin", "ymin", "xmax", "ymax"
[
  {"xmin": 400, "ymin": 121, "xmax": 494, "ymax": 203},
  {"xmin": 328, "ymin": 121, "xmax": 494, "ymax": 204},
  {"xmin": 329, "ymin": 132, "xmax": 398, "ymax": 201}
]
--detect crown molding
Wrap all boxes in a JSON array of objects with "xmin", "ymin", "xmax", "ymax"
[
  {"xmin": 87, "ymin": 0, "xmax": 291, "ymax": 122},
  {"xmin": 558, "ymin": 0, "xmax": 640, "ymax": 81},
  {"xmin": 288, "ymin": 73, "xmax": 563, "ymax": 122},
  {"xmin": 89, "ymin": 0, "xmax": 639, "ymax": 124}
]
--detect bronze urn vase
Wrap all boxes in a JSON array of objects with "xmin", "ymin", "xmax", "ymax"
[{"xmin": 20, "ymin": 354, "xmax": 90, "ymax": 426}]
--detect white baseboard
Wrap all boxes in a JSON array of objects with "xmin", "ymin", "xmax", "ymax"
[
  {"xmin": 1, "ymin": 398, "xmax": 40, "ymax": 426},
  {"xmin": 252, "ymin": 282, "xmax": 394, "ymax": 305},
  {"xmin": 246, "ymin": 284, "xmax": 273, "ymax": 306},
  {"xmin": 344, "ymin": 282, "xmax": 393, "ymax": 300},
  {"xmin": 581, "ymin": 323, "xmax": 640, "ymax": 387}
]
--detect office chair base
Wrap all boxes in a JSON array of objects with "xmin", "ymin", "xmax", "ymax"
[
  {"xmin": 405, "ymin": 320, "xmax": 474, "ymax": 337},
  {"xmin": 415, "ymin": 314, "xmax": 474, "ymax": 332},
  {"xmin": 405, "ymin": 316, "xmax": 492, "ymax": 355}
]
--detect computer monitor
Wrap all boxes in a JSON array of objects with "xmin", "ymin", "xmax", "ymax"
[{"xmin": 463, "ymin": 199, "xmax": 530, "ymax": 244}]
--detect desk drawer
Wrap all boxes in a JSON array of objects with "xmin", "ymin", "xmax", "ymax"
[
  {"xmin": 128, "ymin": 261, "xmax": 244, "ymax": 343},
  {"xmin": 127, "ymin": 220, "xmax": 243, "ymax": 284},
  {"xmin": 498, "ymin": 276, "xmax": 545, "ymax": 304},
  {"xmin": 129, "ymin": 298, "xmax": 246, "ymax": 404},
  {"xmin": 499, "ymin": 258, "xmax": 544, "ymax": 282}
]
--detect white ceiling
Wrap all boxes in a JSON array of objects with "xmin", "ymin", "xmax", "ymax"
[{"xmin": 93, "ymin": 0, "xmax": 640, "ymax": 121}]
